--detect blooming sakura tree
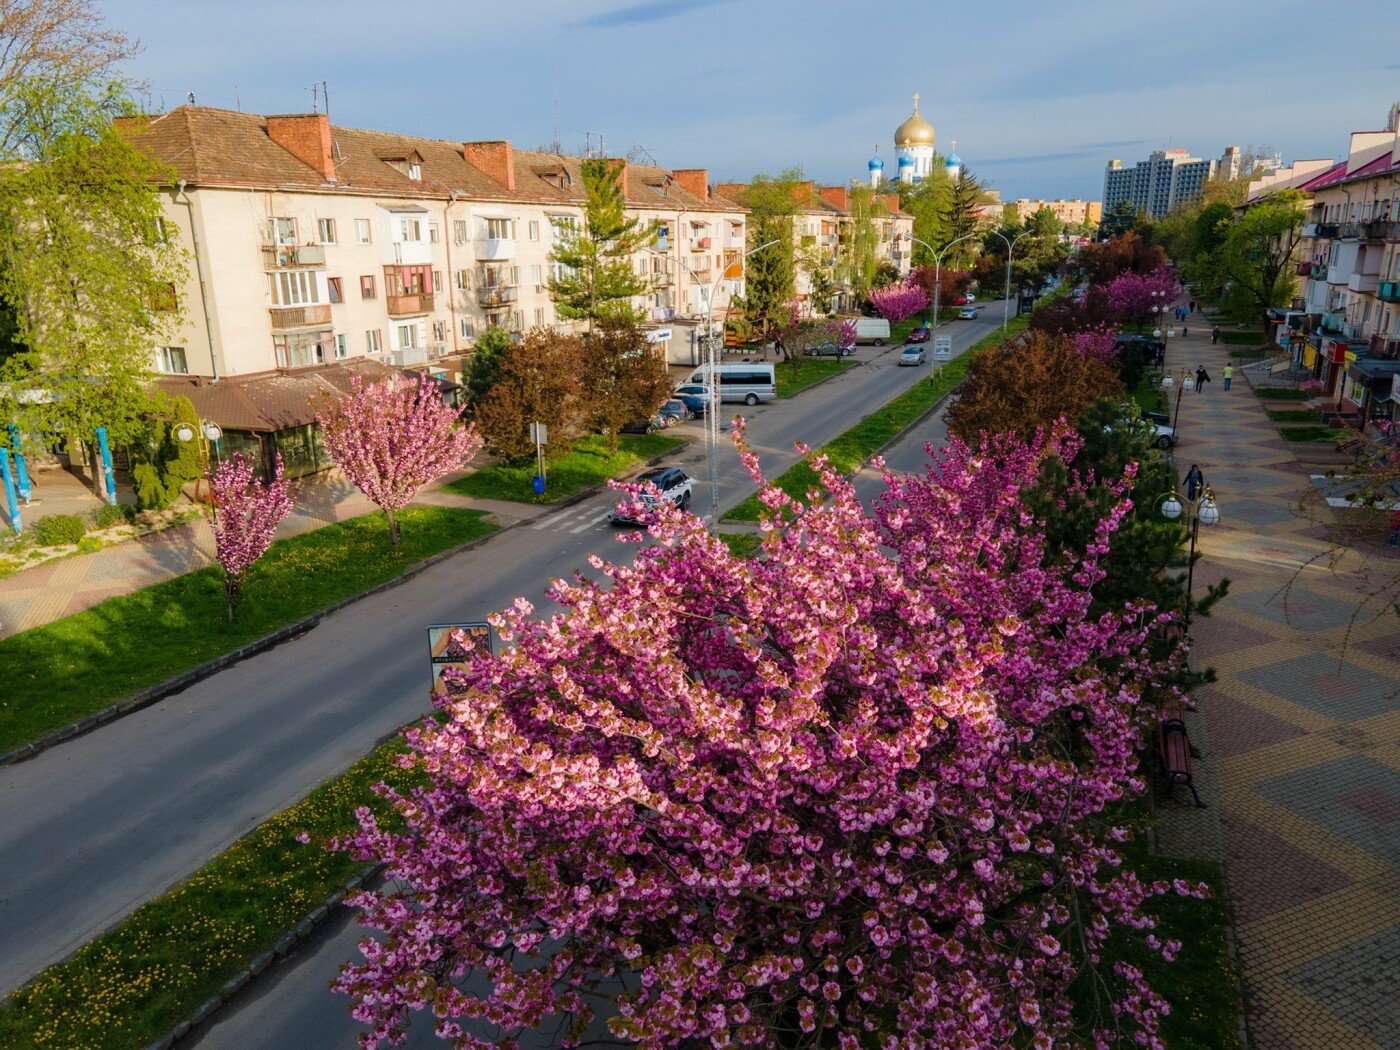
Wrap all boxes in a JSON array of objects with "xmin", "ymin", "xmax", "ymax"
[
  {"xmin": 867, "ymin": 279, "xmax": 930, "ymax": 322},
  {"xmin": 317, "ymin": 373, "xmax": 482, "ymax": 548},
  {"xmin": 1101, "ymin": 266, "xmax": 1181, "ymax": 330},
  {"xmin": 208, "ymin": 452, "xmax": 292, "ymax": 620},
  {"xmin": 332, "ymin": 426, "xmax": 1204, "ymax": 1049},
  {"xmin": 774, "ymin": 301, "xmax": 857, "ymax": 359}
]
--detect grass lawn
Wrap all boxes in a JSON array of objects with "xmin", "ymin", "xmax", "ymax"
[
  {"xmin": 0, "ymin": 738, "xmax": 414, "ymax": 1050},
  {"xmin": 714, "ymin": 532, "xmax": 762, "ymax": 559},
  {"xmin": 0, "ymin": 507, "xmax": 496, "ymax": 755},
  {"xmin": 1217, "ymin": 330, "xmax": 1266, "ymax": 346},
  {"xmin": 725, "ymin": 317, "xmax": 1028, "ymax": 522},
  {"xmin": 1278, "ymin": 426, "xmax": 1353, "ymax": 443},
  {"xmin": 1266, "ymin": 409, "xmax": 1322, "ymax": 423},
  {"xmin": 1228, "ymin": 349, "xmax": 1270, "ymax": 360},
  {"xmin": 776, "ymin": 358, "xmax": 852, "ymax": 397},
  {"xmin": 444, "ymin": 433, "xmax": 685, "ymax": 505},
  {"xmin": 1254, "ymin": 387, "xmax": 1311, "ymax": 401}
]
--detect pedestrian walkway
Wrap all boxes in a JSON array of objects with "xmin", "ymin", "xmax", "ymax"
[
  {"xmin": 0, "ymin": 465, "xmax": 544, "ymax": 635},
  {"xmin": 1153, "ymin": 313, "xmax": 1400, "ymax": 1049}
]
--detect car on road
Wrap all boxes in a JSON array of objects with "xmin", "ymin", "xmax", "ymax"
[
  {"xmin": 1107, "ymin": 411, "xmax": 1176, "ymax": 450},
  {"xmin": 610, "ymin": 466, "xmax": 694, "ymax": 525},
  {"xmin": 958, "ymin": 305, "xmax": 979, "ymax": 320},
  {"xmin": 899, "ymin": 345, "xmax": 927, "ymax": 366},
  {"xmin": 905, "ymin": 325, "xmax": 932, "ymax": 343},
  {"xmin": 805, "ymin": 341, "xmax": 857, "ymax": 357},
  {"xmin": 675, "ymin": 383, "xmax": 710, "ymax": 398},
  {"xmin": 952, "ymin": 295, "xmax": 971, "ymax": 307},
  {"xmin": 655, "ymin": 399, "xmax": 691, "ymax": 427},
  {"xmin": 674, "ymin": 393, "xmax": 708, "ymax": 417}
]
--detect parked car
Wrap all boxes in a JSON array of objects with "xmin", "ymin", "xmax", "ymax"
[
  {"xmin": 952, "ymin": 296, "xmax": 971, "ymax": 307},
  {"xmin": 674, "ymin": 383, "xmax": 711, "ymax": 399},
  {"xmin": 905, "ymin": 325, "xmax": 932, "ymax": 343},
  {"xmin": 610, "ymin": 466, "xmax": 694, "ymax": 525},
  {"xmin": 958, "ymin": 306, "xmax": 979, "ymax": 320},
  {"xmin": 806, "ymin": 341, "xmax": 857, "ymax": 357},
  {"xmin": 1114, "ymin": 334, "xmax": 1166, "ymax": 365},
  {"xmin": 1106, "ymin": 411, "xmax": 1176, "ymax": 450},
  {"xmin": 899, "ymin": 345, "xmax": 927, "ymax": 366},
  {"xmin": 656, "ymin": 399, "xmax": 691, "ymax": 426},
  {"xmin": 675, "ymin": 393, "xmax": 708, "ymax": 417}
]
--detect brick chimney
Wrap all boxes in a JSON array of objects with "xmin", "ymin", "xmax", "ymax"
[
  {"xmin": 793, "ymin": 181, "xmax": 815, "ymax": 208},
  {"xmin": 266, "ymin": 114, "xmax": 336, "ymax": 181},
  {"xmin": 672, "ymin": 168, "xmax": 709, "ymax": 202},
  {"xmin": 713, "ymin": 182, "xmax": 748, "ymax": 202},
  {"xmin": 463, "ymin": 141, "xmax": 515, "ymax": 192},
  {"xmin": 819, "ymin": 186, "xmax": 849, "ymax": 211}
]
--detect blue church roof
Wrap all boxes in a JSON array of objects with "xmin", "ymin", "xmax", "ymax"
[
  {"xmin": 897, "ymin": 153, "xmax": 914, "ymax": 166},
  {"xmin": 868, "ymin": 155, "xmax": 884, "ymax": 170}
]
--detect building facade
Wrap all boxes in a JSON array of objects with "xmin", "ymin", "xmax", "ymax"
[
  {"xmin": 1010, "ymin": 198, "xmax": 1103, "ymax": 227},
  {"xmin": 1103, "ymin": 149, "xmax": 1217, "ymax": 219},
  {"xmin": 893, "ymin": 95, "xmax": 936, "ymax": 184}
]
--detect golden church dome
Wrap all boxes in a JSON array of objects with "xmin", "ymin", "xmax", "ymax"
[{"xmin": 895, "ymin": 93, "xmax": 935, "ymax": 147}]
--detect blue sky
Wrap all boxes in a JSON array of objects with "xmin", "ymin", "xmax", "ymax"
[{"xmin": 104, "ymin": 0, "xmax": 1398, "ymax": 203}]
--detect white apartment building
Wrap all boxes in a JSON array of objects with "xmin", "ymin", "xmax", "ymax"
[{"xmin": 1103, "ymin": 149, "xmax": 1217, "ymax": 219}]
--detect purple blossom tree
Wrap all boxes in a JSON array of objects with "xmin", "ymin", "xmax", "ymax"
[
  {"xmin": 330, "ymin": 425, "xmax": 1206, "ymax": 1050},
  {"xmin": 868, "ymin": 279, "xmax": 931, "ymax": 323},
  {"xmin": 208, "ymin": 452, "xmax": 292, "ymax": 620},
  {"xmin": 1101, "ymin": 267, "xmax": 1181, "ymax": 330},
  {"xmin": 316, "ymin": 373, "xmax": 483, "ymax": 548}
]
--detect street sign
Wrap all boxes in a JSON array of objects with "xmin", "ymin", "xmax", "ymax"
[
  {"xmin": 427, "ymin": 622, "xmax": 493, "ymax": 696},
  {"xmin": 933, "ymin": 336, "xmax": 952, "ymax": 361},
  {"xmin": 528, "ymin": 422, "xmax": 547, "ymax": 444}
]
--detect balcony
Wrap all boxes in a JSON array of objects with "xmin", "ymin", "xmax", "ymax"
[
  {"xmin": 690, "ymin": 237, "xmax": 711, "ymax": 250},
  {"xmin": 476, "ymin": 237, "xmax": 516, "ymax": 261},
  {"xmin": 1327, "ymin": 265, "xmax": 1350, "ymax": 285},
  {"xmin": 688, "ymin": 268, "xmax": 713, "ymax": 284},
  {"xmin": 1340, "ymin": 320, "xmax": 1364, "ymax": 341},
  {"xmin": 1310, "ymin": 263, "xmax": 1328, "ymax": 280},
  {"xmin": 1348, "ymin": 272, "xmax": 1380, "ymax": 295},
  {"xmin": 269, "ymin": 303, "xmax": 332, "ymax": 329},
  {"xmin": 1360, "ymin": 219, "xmax": 1390, "ymax": 242},
  {"xmin": 1369, "ymin": 333, "xmax": 1400, "ymax": 359},
  {"xmin": 261, "ymin": 243, "xmax": 327, "ymax": 269},
  {"xmin": 1316, "ymin": 223, "xmax": 1340, "ymax": 239},
  {"xmin": 1379, "ymin": 280, "xmax": 1400, "ymax": 303},
  {"xmin": 1338, "ymin": 222, "xmax": 1363, "ymax": 240},
  {"xmin": 477, "ymin": 284, "xmax": 518, "ymax": 307},
  {"xmin": 386, "ymin": 291, "xmax": 434, "ymax": 317},
  {"xmin": 1321, "ymin": 311, "xmax": 1344, "ymax": 333},
  {"xmin": 1296, "ymin": 261, "xmax": 1314, "ymax": 276},
  {"xmin": 1301, "ymin": 222, "xmax": 1322, "ymax": 238}
]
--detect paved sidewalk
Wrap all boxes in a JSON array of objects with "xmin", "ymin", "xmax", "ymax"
[
  {"xmin": 0, "ymin": 466, "xmax": 544, "ymax": 635},
  {"xmin": 1153, "ymin": 316, "xmax": 1400, "ymax": 1049}
]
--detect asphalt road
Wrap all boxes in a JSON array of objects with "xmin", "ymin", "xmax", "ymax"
[
  {"xmin": 177, "ymin": 313, "xmax": 1003, "ymax": 1050},
  {"xmin": 0, "ymin": 312, "xmax": 1002, "ymax": 1001}
]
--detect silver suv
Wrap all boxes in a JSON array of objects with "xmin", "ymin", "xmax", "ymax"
[{"xmin": 611, "ymin": 466, "xmax": 694, "ymax": 525}]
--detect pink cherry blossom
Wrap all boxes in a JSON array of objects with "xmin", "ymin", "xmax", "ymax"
[{"xmin": 208, "ymin": 452, "xmax": 292, "ymax": 620}]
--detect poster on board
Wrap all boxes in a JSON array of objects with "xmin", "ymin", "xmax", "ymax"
[{"xmin": 426, "ymin": 622, "xmax": 493, "ymax": 696}]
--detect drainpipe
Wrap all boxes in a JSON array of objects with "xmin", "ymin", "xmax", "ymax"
[
  {"xmin": 444, "ymin": 190, "xmax": 460, "ymax": 355},
  {"xmin": 175, "ymin": 180, "xmax": 222, "ymax": 381}
]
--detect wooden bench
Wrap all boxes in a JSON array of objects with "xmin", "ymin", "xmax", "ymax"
[{"xmin": 1158, "ymin": 715, "xmax": 1205, "ymax": 808}]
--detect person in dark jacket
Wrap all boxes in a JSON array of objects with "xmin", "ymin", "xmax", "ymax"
[
  {"xmin": 1184, "ymin": 464, "xmax": 1204, "ymax": 502},
  {"xmin": 1195, "ymin": 365, "xmax": 1211, "ymax": 392}
]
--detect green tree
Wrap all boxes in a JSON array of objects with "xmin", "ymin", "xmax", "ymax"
[
  {"xmin": 1098, "ymin": 200, "xmax": 1140, "ymax": 240},
  {"xmin": 838, "ymin": 184, "xmax": 885, "ymax": 298},
  {"xmin": 896, "ymin": 162, "xmax": 953, "ymax": 266},
  {"xmin": 548, "ymin": 158, "xmax": 656, "ymax": 334},
  {"xmin": 580, "ymin": 321, "xmax": 672, "ymax": 454},
  {"xmin": 734, "ymin": 168, "xmax": 801, "ymax": 336},
  {"xmin": 941, "ymin": 168, "xmax": 987, "ymax": 270},
  {"xmin": 0, "ymin": 82, "xmax": 186, "ymax": 488},
  {"xmin": 461, "ymin": 325, "xmax": 512, "ymax": 413},
  {"xmin": 1210, "ymin": 191, "xmax": 1307, "ymax": 324}
]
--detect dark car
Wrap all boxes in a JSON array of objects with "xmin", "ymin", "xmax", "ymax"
[
  {"xmin": 905, "ymin": 325, "xmax": 932, "ymax": 343},
  {"xmin": 655, "ymin": 399, "xmax": 691, "ymax": 427},
  {"xmin": 610, "ymin": 466, "xmax": 694, "ymax": 525},
  {"xmin": 806, "ymin": 341, "xmax": 857, "ymax": 357},
  {"xmin": 1115, "ymin": 334, "xmax": 1165, "ymax": 365},
  {"xmin": 675, "ymin": 393, "xmax": 708, "ymax": 418}
]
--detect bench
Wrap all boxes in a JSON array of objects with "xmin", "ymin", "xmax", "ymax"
[{"xmin": 1158, "ymin": 716, "xmax": 1205, "ymax": 808}]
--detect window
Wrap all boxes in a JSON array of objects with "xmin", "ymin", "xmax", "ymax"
[
  {"xmin": 531, "ymin": 263, "xmax": 542, "ymax": 286},
  {"xmin": 432, "ymin": 320, "xmax": 446, "ymax": 342},
  {"xmin": 408, "ymin": 162, "xmax": 421, "ymax": 181},
  {"xmin": 428, "ymin": 222, "xmax": 439, "ymax": 243},
  {"xmin": 335, "ymin": 334, "xmax": 348, "ymax": 359},
  {"xmin": 550, "ymin": 214, "xmax": 577, "ymax": 237},
  {"xmin": 360, "ymin": 275, "xmax": 376, "ymax": 299},
  {"xmin": 528, "ymin": 220, "xmax": 539, "ymax": 241},
  {"xmin": 366, "ymin": 329, "xmax": 382, "ymax": 353},
  {"xmin": 268, "ymin": 270, "xmax": 321, "ymax": 306},
  {"xmin": 274, "ymin": 332, "xmax": 326, "ymax": 368},
  {"xmin": 534, "ymin": 307, "xmax": 545, "ymax": 326},
  {"xmin": 327, "ymin": 277, "xmax": 343, "ymax": 303},
  {"xmin": 511, "ymin": 265, "xmax": 520, "ymax": 285},
  {"xmin": 512, "ymin": 310, "xmax": 523, "ymax": 331},
  {"xmin": 397, "ymin": 323, "xmax": 416, "ymax": 349},
  {"xmin": 455, "ymin": 269, "xmax": 471, "ymax": 290},
  {"xmin": 452, "ymin": 219, "xmax": 468, "ymax": 244},
  {"xmin": 399, "ymin": 218, "xmax": 422, "ymax": 242},
  {"xmin": 151, "ymin": 217, "xmax": 170, "ymax": 244},
  {"xmin": 270, "ymin": 217, "xmax": 297, "ymax": 245},
  {"xmin": 156, "ymin": 346, "xmax": 188, "ymax": 374},
  {"xmin": 485, "ymin": 217, "xmax": 512, "ymax": 240},
  {"xmin": 317, "ymin": 218, "xmax": 337, "ymax": 244},
  {"xmin": 459, "ymin": 317, "xmax": 475, "ymax": 339},
  {"xmin": 149, "ymin": 282, "xmax": 178, "ymax": 312},
  {"xmin": 432, "ymin": 270, "xmax": 442, "ymax": 294},
  {"xmin": 355, "ymin": 218, "xmax": 371, "ymax": 244}
]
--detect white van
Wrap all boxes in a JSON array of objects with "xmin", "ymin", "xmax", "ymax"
[
  {"xmin": 853, "ymin": 318, "xmax": 891, "ymax": 345},
  {"xmin": 684, "ymin": 362, "xmax": 777, "ymax": 405}
]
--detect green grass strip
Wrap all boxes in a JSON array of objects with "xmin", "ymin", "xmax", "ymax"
[
  {"xmin": 724, "ymin": 317, "xmax": 1030, "ymax": 522},
  {"xmin": 714, "ymin": 532, "xmax": 762, "ymax": 559},
  {"xmin": 1254, "ymin": 388, "xmax": 1311, "ymax": 401},
  {"xmin": 1217, "ymin": 330, "xmax": 1267, "ymax": 346},
  {"xmin": 0, "ymin": 507, "xmax": 496, "ymax": 754},
  {"xmin": 444, "ymin": 433, "xmax": 684, "ymax": 505},
  {"xmin": 1266, "ymin": 409, "xmax": 1322, "ymax": 423},
  {"xmin": 776, "ymin": 358, "xmax": 852, "ymax": 398},
  {"xmin": 0, "ymin": 739, "xmax": 414, "ymax": 1050},
  {"xmin": 1279, "ymin": 426, "xmax": 1354, "ymax": 443}
]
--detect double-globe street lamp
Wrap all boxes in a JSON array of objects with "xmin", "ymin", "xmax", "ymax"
[
  {"xmin": 988, "ymin": 229, "xmax": 1030, "ymax": 333},
  {"xmin": 650, "ymin": 233, "xmax": 780, "ymax": 527},
  {"xmin": 908, "ymin": 233, "xmax": 977, "ymax": 329},
  {"xmin": 174, "ymin": 418, "xmax": 223, "ymax": 501},
  {"xmin": 1159, "ymin": 484, "xmax": 1220, "ymax": 631}
]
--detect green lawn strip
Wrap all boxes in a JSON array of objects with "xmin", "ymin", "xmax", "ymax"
[
  {"xmin": 1227, "ymin": 349, "xmax": 1270, "ymax": 360},
  {"xmin": 776, "ymin": 358, "xmax": 852, "ymax": 397},
  {"xmin": 1266, "ymin": 409, "xmax": 1322, "ymax": 423},
  {"xmin": 444, "ymin": 433, "xmax": 686, "ymax": 505},
  {"xmin": 1217, "ymin": 330, "xmax": 1266, "ymax": 346},
  {"xmin": 1254, "ymin": 387, "xmax": 1311, "ymax": 401},
  {"xmin": 714, "ymin": 532, "xmax": 762, "ymax": 559},
  {"xmin": 0, "ymin": 740, "xmax": 414, "ymax": 1050},
  {"xmin": 724, "ymin": 318, "xmax": 1028, "ymax": 522},
  {"xmin": 1278, "ymin": 426, "xmax": 1353, "ymax": 443},
  {"xmin": 0, "ymin": 507, "xmax": 496, "ymax": 754}
]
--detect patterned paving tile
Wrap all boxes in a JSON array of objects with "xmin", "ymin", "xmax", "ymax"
[
  {"xmin": 1228, "ymin": 587, "xmax": 1367, "ymax": 633},
  {"xmin": 1287, "ymin": 923, "xmax": 1400, "ymax": 1049},
  {"xmin": 1226, "ymin": 497, "xmax": 1313, "ymax": 527},
  {"xmin": 1207, "ymin": 694, "xmax": 1308, "ymax": 759},
  {"xmin": 1220, "ymin": 813, "xmax": 1353, "ymax": 925},
  {"xmin": 1256, "ymin": 756, "xmax": 1400, "ymax": 865}
]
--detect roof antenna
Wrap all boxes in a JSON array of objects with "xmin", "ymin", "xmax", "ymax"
[
  {"xmin": 552, "ymin": 94, "xmax": 561, "ymax": 155},
  {"xmin": 321, "ymin": 81, "xmax": 330, "ymax": 119},
  {"xmin": 234, "ymin": 84, "xmax": 241, "ymax": 112},
  {"xmin": 308, "ymin": 83, "xmax": 319, "ymax": 113}
]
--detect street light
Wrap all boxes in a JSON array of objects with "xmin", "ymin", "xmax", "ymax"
[
  {"xmin": 174, "ymin": 419, "xmax": 223, "ymax": 500},
  {"xmin": 908, "ymin": 233, "xmax": 977, "ymax": 328},
  {"xmin": 1160, "ymin": 484, "xmax": 1219, "ymax": 631},
  {"xmin": 988, "ymin": 229, "xmax": 1030, "ymax": 332},
  {"xmin": 650, "ymin": 233, "xmax": 779, "ymax": 527}
]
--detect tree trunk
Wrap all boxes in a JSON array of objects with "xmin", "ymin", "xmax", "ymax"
[
  {"xmin": 386, "ymin": 507, "xmax": 400, "ymax": 548},
  {"xmin": 224, "ymin": 576, "xmax": 237, "ymax": 622}
]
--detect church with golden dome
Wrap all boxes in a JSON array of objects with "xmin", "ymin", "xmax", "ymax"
[{"xmin": 894, "ymin": 94, "xmax": 935, "ymax": 184}]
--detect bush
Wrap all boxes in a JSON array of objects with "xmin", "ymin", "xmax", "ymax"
[
  {"xmin": 133, "ymin": 462, "xmax": 180, "ymax": 510},
  {"xmin": 93, "ymin": 503, "xmax": 135, "ymax": 529},
  {"xmin": 77, "ymin": 536, "xmax": 104, "ymax": 554},
  {"xmin": 31, "ymin": 514, "xmax": 87, "ymax": 546}
]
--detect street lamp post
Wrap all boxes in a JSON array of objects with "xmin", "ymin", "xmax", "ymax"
[
  {"xmin": 1160, "ymin": 484, "xmax": 1219, "ymax": 630},
  {"xmin": 174, "ymin": 418, "xmax": 223, "ymax": 501},
  {"xmin": 650, "ymin": 234, "xmax": 779, "ymax": 527},
  {"xmin": 908, "ymin": 233, "xmax": 977, "ymax": 328},
  {"xmin": 989, "ymin": 230, "xmax": 1029, "ymax": 332}
]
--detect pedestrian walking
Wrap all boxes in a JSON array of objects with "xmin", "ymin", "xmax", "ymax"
[
  {"xmin": 1195, "ymin": 365, "xmax": 1211, "ymax": 392},
  {"xmin": 1211, "ymin": 325, "xmax": 1220, "ymax": 345},
  {"xmin": 1188, "ymin": 298, "xmax": 1196, "ymax": 313},
  {"xmin": 1183, "ymin": 324, "xmax": 1189, "ymax": 338},
  {"xmin": 1389, "ymin": 509, "xmax": 1400, "ymax": 548},
  {"xmin": 1222, "ymin": 363, "xmax": 1233, "ymax": 391},
  {"xmin": 1184, "ymin": 464, "xmax": 1204, "ymax": 502}
]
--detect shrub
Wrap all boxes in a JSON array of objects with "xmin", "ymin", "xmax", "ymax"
[
  {"xmin": 77, "ymin": 536, "xmax": 104, "ymax": 554},
  {"xmin": 133, "ymin": 461, "xmax": 180, "ymax": 510},
  {"xmin": 93, "ymin": 503, "xmax": 135, "ymax": 529},
  {"xmin": 31, "ymin": 514, "xmax": 87, "ymax": 546}
]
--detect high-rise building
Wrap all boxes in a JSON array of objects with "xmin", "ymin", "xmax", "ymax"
[{"xmin": 1102, "ymin": 149, "xmax": 1218, "ymax": 219}]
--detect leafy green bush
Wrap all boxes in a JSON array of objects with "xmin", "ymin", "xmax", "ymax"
[
  {"xmin": 30, "ymin": 514, "xmax": 87, "ymax": 546},
  {"xmin": 77, "ymin": 536, "xmax": 104, "ymax": 554},
  {"xmin": 93, "ymin": 503, "xmax": 135, "ymax": 529}
]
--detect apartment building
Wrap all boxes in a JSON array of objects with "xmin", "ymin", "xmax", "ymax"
[
  {"xmin": 1103, "ymin": 149, "xmax": 1216, "ymax": 219},
  {"xmin": 1010, "ymin": 198, "xmax": 1103, "ymax": 227},
  {"xmin": 119, "ymin": 107, "xmax": 746, "ymax": 384}
]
